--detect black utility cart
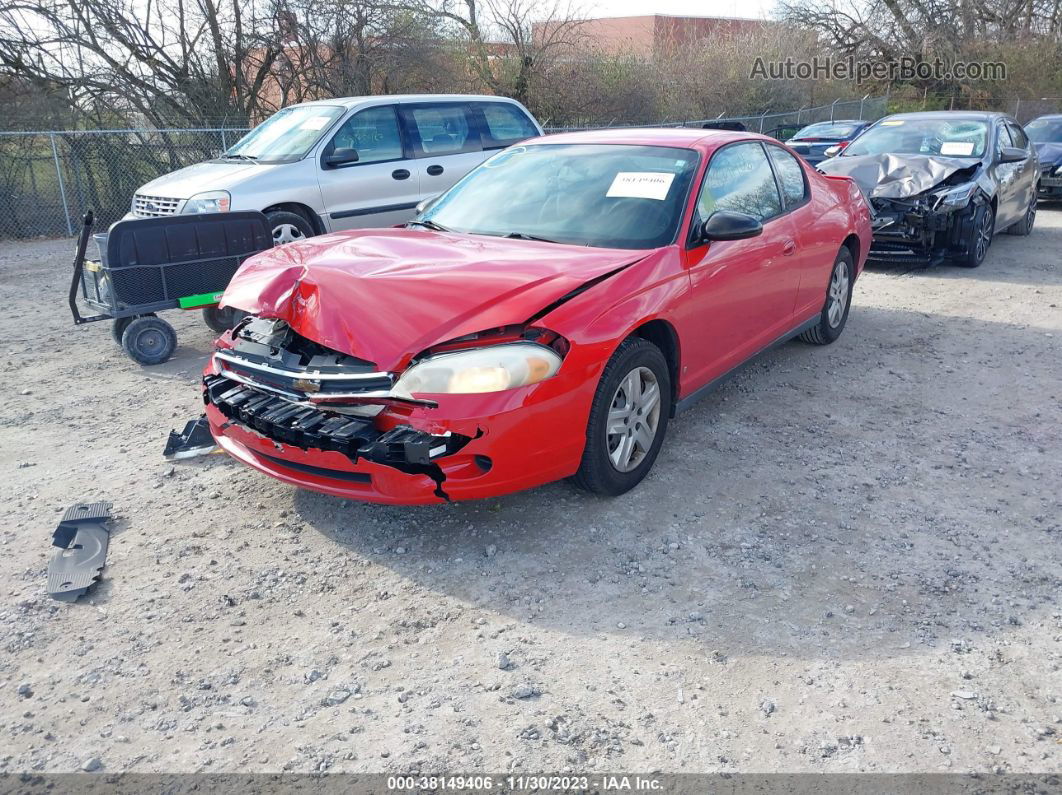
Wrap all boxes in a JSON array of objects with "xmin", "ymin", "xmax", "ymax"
[{"xmin": 68, "ymin": 211, "xmax": 273, "ymax": 365}]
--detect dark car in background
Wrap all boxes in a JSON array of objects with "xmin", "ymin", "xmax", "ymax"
[
  {"xmin": 785, "ymin": 120, "xmax": 871, "ymax": 165},
  {"xmin": 818, "ymin": 111, "xmax": 1039, "ymax": 268},
  {"xmin": 1025, "ymin": 114, "xmax": 1062, "ymax": 201}
]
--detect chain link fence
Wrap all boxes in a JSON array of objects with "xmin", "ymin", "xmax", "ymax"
[{"xmin": 0, "ymin": 94, "xmax": 896, "ymax": 240}]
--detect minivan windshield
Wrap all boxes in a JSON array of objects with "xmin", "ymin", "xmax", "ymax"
[
  {"xmin": 1025, "ymin": 118, "xmax": 1062, "ymax": 144},
  {"xmin": 223, "ymin": 105, "xmax": 345, "ymax": 162},
  {"xmin": 843, "ymin": 118, "xmax": 989, "ymax": 158},
  {"xmin": 419, "ymin": 144, "xmax": 699, "ymax": 250}
]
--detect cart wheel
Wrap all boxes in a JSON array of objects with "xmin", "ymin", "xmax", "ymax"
[
  {"xmin": 111, "ymin": 317, "xmax": 133, "ymax": 346},
  {"xmin": 202, "ymin": 306, "xmax": 245, "ymax": 334},
  {"xmin": 122, "ymin": 316, "xmax": 177, "ymax": 366},
  {"xmin": 110, "ymin": 312, "xmax": 155, "ymax": 346}
]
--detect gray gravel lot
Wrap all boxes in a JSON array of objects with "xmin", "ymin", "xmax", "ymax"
[{"xmin": 0, "ymin": 210, "xmax": 1060, "ymax": 775}]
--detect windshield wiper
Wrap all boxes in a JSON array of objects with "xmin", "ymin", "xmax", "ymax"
[
  {"xmin": 406, "ymin": 219, "xmax": 451, "ymax": 232},
  {"xmin": 221, "ymin": 153, "xmax": 257, "ymax": 161},
  {"xmin": 504, "ymin": 231, "xmax": 561, "ymax": 244}
]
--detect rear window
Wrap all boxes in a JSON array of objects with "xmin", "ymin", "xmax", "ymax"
[{"xmin": 479, "ymin": 103, "xmax": 538, "ymax": 147}]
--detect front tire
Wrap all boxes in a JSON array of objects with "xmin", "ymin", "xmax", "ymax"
[
  {"xmin": 799, "ymin": 247, "xmax": 854, "ymax": 345},
  {"xmin": 266, "ymin": 210, "xmax": 314, "ymax": 245},
  {"xmin": 956, "ymin": 202, "xmax": 993, "ymax": 268},
  {"xmin": 571, "ymin": 337, "xmax": 671, "ymax": 496}
]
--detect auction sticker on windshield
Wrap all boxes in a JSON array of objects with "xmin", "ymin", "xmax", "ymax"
[
  {"xmin": 940, "ymin": 141, "xmax": 976, "ymax": 156},
  {"xmin": 607, "ymin": 172, "xmax": 676, "ymax": 200}
]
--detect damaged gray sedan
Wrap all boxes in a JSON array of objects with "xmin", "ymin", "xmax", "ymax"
[{"xmin": 819, "ymin": 111, "xmax": 1038, "ymax": 267}]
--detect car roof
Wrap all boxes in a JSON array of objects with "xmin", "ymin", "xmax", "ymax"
[
  {"xmin": 1028, "ymin": 114, "xmax": 1062, "ymax": 122},
  {"xmin": 293, "ymin": 94, "xmax": 526, "ymax": 109},
  {"xmin": 522, "ymin": 127, "xmax": 778, "ymax": 151},
  {"xmin": 878, "ymin": 110, "xmax": 1010, "ymax": 122}
]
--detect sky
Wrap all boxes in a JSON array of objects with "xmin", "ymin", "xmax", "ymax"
[{"xmin": 582, "ymin": 0, "xmax": 777, "ymax": 22}]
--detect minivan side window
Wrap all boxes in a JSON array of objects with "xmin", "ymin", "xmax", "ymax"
[
  {"xmin": 406, "ymin": 104, "xmax": 481, "ymax": 156},
  {"xmin": 765, "ymin": 145, "xmax": 808, "ymax": 208},
  {"xmin": 696, "ymin": 142, "xmax": 783, "ymax": 223},
  {"xmin": 325, "ymin": 106, "xmax": 404, "ymax": 165},
  {"xmin": 479, "ymin": 103, "xmax": 538, "ymax": 148}
]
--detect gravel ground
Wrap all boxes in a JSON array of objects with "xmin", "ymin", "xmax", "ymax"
[{"xmin": 0, "ymin": 209, "xmax": 1060, "ymax": 777}]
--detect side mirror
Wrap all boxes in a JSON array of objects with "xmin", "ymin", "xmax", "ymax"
[
  {"xmin": 999, "ymin": 146, "xmax": 1027, "ymax": 164},
  {"xmin": 823, "ymin": 145, "xmax": 841, "ymax": 158},
  {"xmin": 700, "ymin": 211, "xmax": 764, "ymax": 242},
  {"xmin": 324, "ymin": 148, "xmax": 359, "ymax": 168}
]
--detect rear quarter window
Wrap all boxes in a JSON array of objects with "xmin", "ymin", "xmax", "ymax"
[{"xmin": 478, "ymin": 103, "xmax": 538, "ymax": 147}]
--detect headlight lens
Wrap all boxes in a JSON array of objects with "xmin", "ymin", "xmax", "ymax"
[
  {"xmin": 934, "ymin": 182, "xmax": 977, "ymax": 207},
  {"xmin": 182, "ymin": 190, "xmax": 231, "ymax": 214},
  {"xmin": 393, "ymin": 344, "xmax": 562, "ymax": 395}
]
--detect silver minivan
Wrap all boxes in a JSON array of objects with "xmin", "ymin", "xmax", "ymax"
[{"xmin": 127, "ymin": 94, "xmax": 542, "ymax": 243}]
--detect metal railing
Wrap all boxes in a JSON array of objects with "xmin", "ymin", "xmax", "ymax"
[{"xmin": 0, "ymin": 97, "xmax": 894, "ymax": 240}]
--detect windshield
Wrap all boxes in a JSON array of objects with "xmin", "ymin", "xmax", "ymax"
[
  {"xmin": 844, "ymin": 117, "xmax": 989, "ymax": 158},
  {"xmin": 1025, "ymin": 118, "xmax": 1062, "ymax": 144},
  {"xmin": 792, "ymin": 121, "xmax": 862, "ymax": 139},
  {"xmin": 224, "ymin": 105, "xmax": 345, "ymax": 162},
  {"xmin": 420, "ymin": 144, "xmax": 699, "ymax": 249}
]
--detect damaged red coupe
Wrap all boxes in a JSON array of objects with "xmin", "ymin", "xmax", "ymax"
[{"xmin": 204, "ymin": 129, "xmax": 871, "ymax": 504}]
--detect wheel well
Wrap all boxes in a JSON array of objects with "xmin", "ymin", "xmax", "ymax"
[
  {"xmin": 841, "ymin": 233, "xmax": 860, "ymax": 264},
  {"xmin": 262, "ymin": 202, "xmax": 324, "ymax": 235},
  {"xmin": 632, "ymin": 320, "xmax": 680, "ymax": 409}
]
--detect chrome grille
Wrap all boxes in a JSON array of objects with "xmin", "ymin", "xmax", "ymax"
[{"xmin": 132, "ymin": 194, "xmax": 182, "ymax": 217}]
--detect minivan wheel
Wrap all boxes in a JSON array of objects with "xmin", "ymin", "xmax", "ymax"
[
  {"xmin": 266, "ymin": 210, "xmax": 313, "ymax": 245},
  {"xmin": 571, "ymin": 337, "xmax": 671, "ymax": 496}
]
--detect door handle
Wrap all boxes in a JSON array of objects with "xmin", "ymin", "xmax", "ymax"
[
  {"xmin": 782, "ymin": 241, "xmax": 797, "ymax": 256},
  {"xmin": 391, "ymin": 169, "xmax": 411, "ymax": 181},
  {"xmin": 426, "ymin": 165, "xmax": 445, "ymax": 176}
]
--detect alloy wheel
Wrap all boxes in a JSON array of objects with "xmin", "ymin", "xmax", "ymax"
[
  {"xmin": 606, "ymin": 366, "xmax": 662, "ymax": 473},
  {"xmin": 273, "ymin": 223, "xmax": 306, "ymax": 244},
  {"xmin": 827, "ymin": 258, "xmax": 850, "ymax": 329},
  {"xmin": 975, "ymin": 206, "xmax": 993, "ymax": 260}
]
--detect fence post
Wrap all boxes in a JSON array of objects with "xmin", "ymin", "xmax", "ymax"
[
  {"xmin": 858, "ymin": 93, "xmax": 869, "ymax": 120},
  {"xmin": 221, "ymin": 129, "xmax": 227, "ymax": 150},
  {"xmin": 830, "ymin": 98, "xmax": 841, "ymax": 122},
  {"xmin": 1014, "ymin": 98, "xmax": 1021, "ymax": 119},
  {"xmin": 759, "ymin": 109, "xmax": 770, "ymax": 133},
  {"xmin": 49, "ymin": 133, "xmax": 74, "ymax": 238}
]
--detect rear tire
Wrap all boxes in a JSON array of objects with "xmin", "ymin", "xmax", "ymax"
[
  {"xmin": 571, "ymin": 337, "xmax": 671, "ymax": 496},
  {"xmin": 122, "ymin": 316, "xmax": 177, "ymax": 366},
  {"xmin": 1006, "ymin": 194, "xmax": 1036, "ymax": 236},
  {"xmin": 956, "ymin": 202, "xmax": 993, "ymax": 268},
  {"xmin": 799, "ymin": 247, "xmax": 854, "ymax": 345},
  {"xmin": 266, "ymin": 210, "xmax": 314, "ymax": 245}
]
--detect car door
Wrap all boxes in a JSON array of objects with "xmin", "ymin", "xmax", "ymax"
[
  {"xmin": 1005, "ymin": 121, "xmax": 1037, "ymax": 218},
  {"xmin": 682, "ymin": 141, "xmax": 801, "ymax": 390},
  {"xmin": 764, "ymin": 144, "xmax": 822, "ymax": 314},
  {"xmin": 317, "ymin": 104, "xmax": 422, "ymax": 231},
  {"xmin": 399, "ymin": 102, "xmax": 484, "ymax": 201},
  {"xmin": 992, "ymin": 121, "xmax": 1024, "ymax": 227}
]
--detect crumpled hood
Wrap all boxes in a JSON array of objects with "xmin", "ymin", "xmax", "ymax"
[
  {"xmin": 222, "ymin": 229, "xmax": 649, "ymax": 370},
  {"xmin": 1033, "ymin": 142, "xmax": 1062, "ymax": 165},
  {"xmin": 818, "ymin": 153, "xmax": 979, "ymax": 199}
]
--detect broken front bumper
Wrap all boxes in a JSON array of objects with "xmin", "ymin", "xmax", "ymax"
[
  {"xmin": 867, "ymin": 198, "xmax": 979, "ymax": 265},
  {"xmin": 203, "ymin": 367, "xmax": 593, "ymax": 505}
]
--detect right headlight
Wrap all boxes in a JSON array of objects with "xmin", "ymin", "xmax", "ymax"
[
  {"xmin": 182, "ymin": 190, "xmax": 231, "ymax": 214},
  {"xmin": 392, "ymin": 344, "xmax": 562, "ymax": 396}
]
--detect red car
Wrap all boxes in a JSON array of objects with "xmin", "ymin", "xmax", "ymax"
[{"xmin": 204, "ymin": 129, "xmax": 871, "ymax": 504}]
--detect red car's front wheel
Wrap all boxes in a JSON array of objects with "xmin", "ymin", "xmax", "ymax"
[{"xmin": 571, "ymin": 336, "xmax": 671, "ymax": 495}]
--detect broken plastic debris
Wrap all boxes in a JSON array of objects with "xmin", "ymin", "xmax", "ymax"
[
  {"xmin": 48, "ymin": 502, "xmax": 113, "ymax": 602},
  {"xmin": 163, "ymin": 416, "xmax": 218, "ymax": 459}
]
